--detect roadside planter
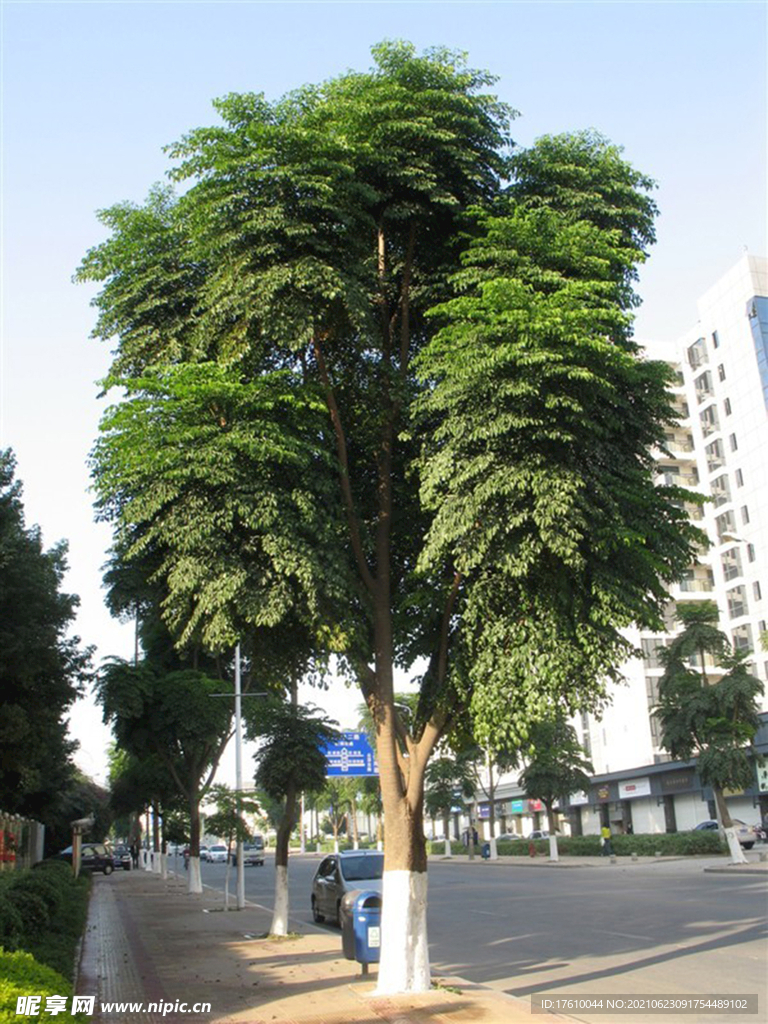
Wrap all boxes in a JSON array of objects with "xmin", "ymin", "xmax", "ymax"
[{"xmin": 339, "ymin": 889, "xmax": 382, "ymax": 975}]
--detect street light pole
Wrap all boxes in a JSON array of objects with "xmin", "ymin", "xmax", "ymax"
[{"xmin": 235, "ymin": 644, "xmax": 245, "ymax": 911}]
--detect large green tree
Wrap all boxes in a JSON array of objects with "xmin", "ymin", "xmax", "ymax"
[
  {"xmin": 515, "ymin": 715, "xmax": 594, "ymax": 862},
  {"xmin": 653, "ymin": 602, "xmax": 763, "ymax": 864},
  {"xmin": 80, "ymin": 44, "xmax": 700, "ymax": 991},
  {"xmin": 0, "ymin": 450, "xmax": 92, "ymax": 825}
]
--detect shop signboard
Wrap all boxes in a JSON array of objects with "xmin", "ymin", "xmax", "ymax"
[
  {"xmin": 510, "ymin": 799, "xmax": 525, "ymax": 814},
  {"xmin": 596, "ymin": 785, "xmax": 610, "ymax": 802},
  {"xmin": 660, "ymin": 772, "xmax": 695, "ymax": 794},
  {"xmin": 568, "ymin": 791, "xmax": 589, "ymax": 806},
  {"xmin": 528, "ymin": 799, "xmax": 544, "ymax": 812},
  {"xmin": 618, "ymin": 777, "xmax": 651, "ymax": 800},
  {"xmin": 757, "ymin": 761, "xmax": 768, "ymax": 793}
]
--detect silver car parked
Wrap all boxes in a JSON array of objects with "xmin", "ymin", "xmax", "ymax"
[{"xmin": 311, "ymin": 850, "xmax": 384, "ymax": 924}]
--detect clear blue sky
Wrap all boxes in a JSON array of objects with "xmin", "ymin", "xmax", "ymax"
[{"xmin": 1, "ymin": 0, "xmax": 766, "ymax": 783}]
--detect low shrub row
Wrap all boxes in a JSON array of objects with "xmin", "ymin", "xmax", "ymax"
[
  {"xmin": 0, "ymin": 949, "xmax": 90, "ymax": 1024},
  {"xmin": 0, "ymin": 861, "xmax": 90, "ymax": 980},
  {"xmin": 428, "ymin": 830, "xmax": 724, "ymax": 857}
]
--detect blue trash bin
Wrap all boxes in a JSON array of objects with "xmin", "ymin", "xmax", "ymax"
[
  {"xmin": 340, "ymin": 889, "xmax": 382, "ymax": 971},
  {"xmin": 481, "ymin": 842, "xmax": 490, "ymax": 859}
]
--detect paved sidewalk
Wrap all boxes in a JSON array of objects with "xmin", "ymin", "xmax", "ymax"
[{"xmin": 76, "ymin": 869, "xmax": 571, "ymax": 1024}]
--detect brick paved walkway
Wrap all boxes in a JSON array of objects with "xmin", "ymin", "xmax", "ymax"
[{"xmin": 75, "ymin": 869, "xmax": 570, "ymax": 1024}]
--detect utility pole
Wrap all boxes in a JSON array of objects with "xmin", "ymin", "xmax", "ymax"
[{"xmin": 235, "ymin": 644, "xmax": 245, "ymax": 911}]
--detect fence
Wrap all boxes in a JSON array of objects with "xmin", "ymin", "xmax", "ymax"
[{"xmin": 0, "ymin": 810, "xmax": 45, "ymax": 871}]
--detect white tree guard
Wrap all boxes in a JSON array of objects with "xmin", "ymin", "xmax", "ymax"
[
  {"xmin": 488, "ymin": 836, "xmax": 498, "ymax": 860},
  {"xmin": 443, "ymin": 837, "xmax": 452, "ymax": 858},
  {"xmin": 187, "ymin": 857, "xmax": 202, "ymax": 894},
  {"xmin": 271, "ymin": 864, "xmax": 289, "ymax": 936},
  {"xmin": 548, "ymin": 834, "xmax": 559, "ymax": 862},
  {"xmin": 724, "ymin": 827, "xmax": 748, "ymax": 864},
  {"xmin": 376, "ymin": 870, "xmax": 430, "ymax": 994}
]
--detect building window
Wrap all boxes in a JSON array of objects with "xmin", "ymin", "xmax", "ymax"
[
  {"xmin": 732, "ymin": 624, "xmax": 753, "ymax": 651},
  {"xmin": 711, "ymin": 474, "xmax": 731, "ymax": 507},
  {"xmin": 715, "ymin": 510, "xmax": 736, "ymax": 541},
  {"xmin": 705, "ymin": 438, "xmax": 725, "ymax": 473},
  {"xmin": 747, "ymin": 543, "xmax": 756, "ymax": 562},
  {"xmin": 741, "ymin": 505, "xmax": 750, "ymax": 524},
  {"xmin": 724, "ymin": 397, "xmax": 732, "ymax": 416},
  {"xmin": 695, "ymin": 371, "xmax": 714, "ymax": 404},
  {"xmin": 700, "ymin": 405, "xmax": 720, "ymax": 437},
  {"xmin": 641, "ymin": 638, "xmax": 668, "ymax": 669},
  {"xmin": 729, "ymin": 433, "xmax": 738, "ymax": 452},
  {"xmin": 688, "ymin": 337, "xmax": 708, "ymax": 370},
  {"xmin": 727, "ymin": 585, "xmax": 748, "ymax": 619},
  {"xmin": 736, "ymin": 468, "xmax": 744, "ymax": 487},
  {"xmin": 712, "ymin": 330, "xmax": 720, "ymax": 349},
  {"xmin": 721, "ymin": 547, "xmax": 743, "ymax": 582},
  {"xmin": 754, "ymin": 582, "xmax": 762, "ymax": 602},
  {"xmin": 717, "ymin": 363, "xmax": 726, "ymax": 381}
]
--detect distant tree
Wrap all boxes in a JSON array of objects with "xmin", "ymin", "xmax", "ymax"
[
  {"xmin": 424, "ymin": 751, "xmax": 476, "ymax": 855},
  {"xmin": 653, "ymin": 602, "xmax": 764, "ymax": 864},
  {"xmin": 251, "ymin": 697, "xmax": 336, "ymax": 934},
  {"xmin": 96, "ymin": 650, "xmax": 233, "ymax": 892},
  {"xmin": 0, "ymin": 450, "xmax": 92, "ymax": 825},
  {"xmin": 204, "ymin": 784, "xmax": 262, "ymax": 907},
  {"xmin": 515, "ymin": 715, "xmax": 593, "ymax": 861}
]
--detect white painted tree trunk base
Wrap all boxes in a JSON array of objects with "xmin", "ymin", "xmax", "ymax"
[
  {"xmin": 375, "ymin": 870, "xmax": 430, "ymax": 994},
  {"xmin": 488, "ymin": 837, "xmax": 498, "ymax": 861},
  {"xmin": 443, "ymin": 838, "xmax": 452, "ymax": 858},
  {"xmin": 152, "ymin": 852, "xmax": 161, "ymax": 874},
  {"xmin": 724, "ymin": 828, "xmax": 748, "ymax": 864},
  {"xmin": 187, "ymin": 857, "xmax": 202, "ymax": 894},
  {"xmin": 548, "ymin": 835, "xmax": 559, "ymax": 862},
  {"xmin": 271, "ymin": 864, "xmax": 289, "ymax": 935}
]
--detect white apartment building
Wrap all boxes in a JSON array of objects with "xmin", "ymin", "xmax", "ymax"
[{"xmin": 580, "ymin": 254, "xmax": 768, "ymax": 777}]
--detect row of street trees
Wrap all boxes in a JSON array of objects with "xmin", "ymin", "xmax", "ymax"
[{"xmin": 79, "ymin": 41, "xmax": 706, "ymax": 992}]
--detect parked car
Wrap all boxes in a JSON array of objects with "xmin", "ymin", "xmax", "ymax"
[
  {"xmin": 199, "ymin": 845, "xmax": 210, "ymax": 861},
  {"xmin": 230, "ymin": 843, "xmax": 265, "ymax": 867},
  {"xmin": 54, "ymin": 843, "xmax": 114, "ymax": 875},
  {"xmin": 693, "ymin": 819, "xmax": 755, "ymax": 849},
  {"xmin": 528, "ymin": 830, "xmax": 550, "ymax": 840},
  {"xmin": 112, "ymin": 843, "xmax": 132, "ymax": 870},
  {"xmin": 311, "ymin": 849, "xmax": 384, "ymax": 924},
  {"xmin": 497, "ymin": 833, "xmax": 523, "ymax": 842},
  {"xmin": 207, "ymin": 844, "xmax": 228, "ymax": 863}
]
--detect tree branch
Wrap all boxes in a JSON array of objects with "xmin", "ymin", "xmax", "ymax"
[{"xmin": 313, "ymin": 336, "xmax": 376, "ymax": 595}]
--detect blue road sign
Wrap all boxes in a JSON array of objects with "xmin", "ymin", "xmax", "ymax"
[{"xmin": 323, "ymin": 732, "xmax": 379, "ymax": 777}]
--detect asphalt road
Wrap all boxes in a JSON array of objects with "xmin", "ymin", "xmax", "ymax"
[{"xmin": 189, "ymin": 854, "xmax": 767, "ymax": 1019}]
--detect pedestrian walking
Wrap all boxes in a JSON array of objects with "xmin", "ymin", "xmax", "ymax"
[{"xmin": 601, "ymin": 824, "xmax": 613, "ymax": 856}]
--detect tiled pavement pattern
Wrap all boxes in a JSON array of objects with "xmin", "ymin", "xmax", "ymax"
[{"xmin": 75, "ymin": 868, "xmax": 572, "ymax": 1024}]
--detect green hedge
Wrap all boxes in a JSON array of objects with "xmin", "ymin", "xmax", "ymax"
[
  {"xmin": 0, "ymin": 949, "xmax": 90, "ymax": 1024},
  {"xmin": 0, "ymin": 864, "xmax": 90, "ymax": 980},
  {"xmin": 429, "ymin": 831, "xmax": 724, "ymax": 858}
]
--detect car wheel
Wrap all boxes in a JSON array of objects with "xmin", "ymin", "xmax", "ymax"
[
  {"xmin": 311, "ymin": 897, "xmax": 324, "ymax": 923},
  {"xmin": 103, "ymin": 863, "xmax": 114, "ymax": 876},
  {"xmin": 742, "ymin": 842, "xmax": 754, "ymax": 850}
]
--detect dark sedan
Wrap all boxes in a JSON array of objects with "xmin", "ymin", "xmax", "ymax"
[{"xmin": 55, "ymin": 842, "xmax": 114, "ymax": 874}]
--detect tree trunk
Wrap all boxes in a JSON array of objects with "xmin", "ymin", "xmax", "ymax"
[
  {"xmin": 546, "ymin": 802, "xmax": 559, "ymax": 862},
  {"xmin": 271, "ymin": 780, "xmax": 297, "ymax": 935},
  {"xmin": 713, "ymin": 785, "xmax": 747, "ymax": 864},
  {"xmin": 188, "ymin": 797, "xmax": 203, "ymax": 894},
  {"xmin": 486, "ymin": 754, "xmax": 498, "ymax": 860},
  {"xmin": 375, "ymin": 700, "xmax": 431, "ymax": 994},
  {"xmin": 152, "ymin": 801, "xmax": 161, "ymax": 874}
]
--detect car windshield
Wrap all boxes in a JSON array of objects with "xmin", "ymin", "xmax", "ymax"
[{"xmin": 339, "ymin": 854, "xmax": 384, "ymax": 882}]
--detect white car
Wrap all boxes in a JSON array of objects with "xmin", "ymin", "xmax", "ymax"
[
  {"xmin": 693, "ymin": 819, "xmax": 756, "ymax": 849},
  {"xmin": 207, "ymin": 844, "xmax": 228, "ymax": 863}
]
